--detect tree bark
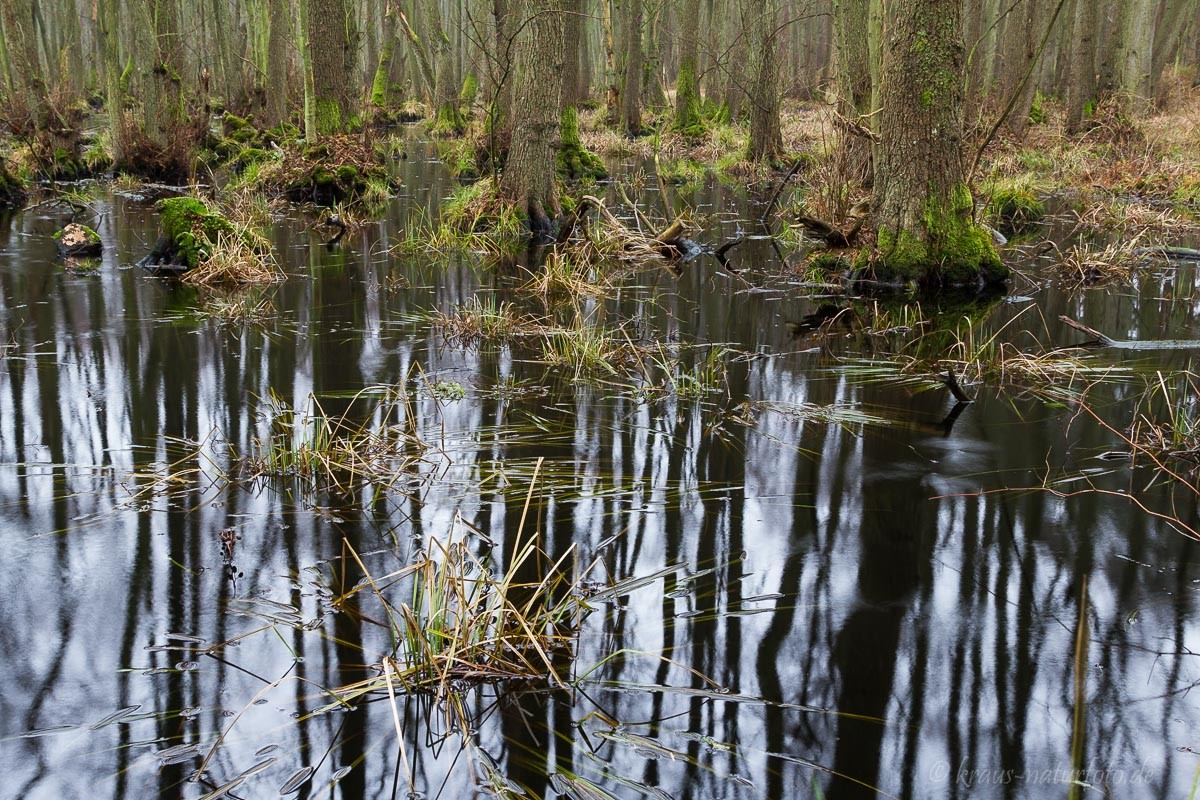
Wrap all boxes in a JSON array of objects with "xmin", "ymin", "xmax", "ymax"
[
  {"xmin": 1117, "ymin": 0, "xmax": 1155, "ymax": 113},
  {"xmin": 620, "ymin": 0, "xmax": 643, "ymax": 133},
  {"xmin": 745, "ymin": 0, "xmax": 781, "ymax": 161},
  {"xmin": 264, "ymin": 0, "xmax": 291, "ymax": 124},
  {"xmin": 1065, "ymin": 0, "xmax": 1094, "ymax": 132},
  {"xmin": 499, "ymin": 0, "xmax": 565, "ymax": 235},
  {"xmin": 673, "ymin": 0, "xmax": 702, "ymax": 132},
  {"xmin": 306, "ymin": 0, "xmax": 355, "ymax": 136},
  {"xmin": 871, "ymin": 0, "xmax": 1005, "ymax": 286}
]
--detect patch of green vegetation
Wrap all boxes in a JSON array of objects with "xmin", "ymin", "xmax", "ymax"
[
  {"xmin": 437, "ymin": 138, "xmax": 479, "ymax": 181},
  {"xmin": 1029, "ymin": 91, "xmax": 1049, "ymax": 125},
  {"xmin": 659, "ymin": 157, "xmax": 707, "ymax": 187},
  {"xmin": 1173, "ymin": 174, "xmax": 1200, "ymax": 205},
  {"xmin": 984, "ymin": 176, "xmax": 1046, "ymax": 229},
  {"xmin": 82, "ymin": 132, "xmax": 113, "ymax": 174},
  {"xmin": 1017, "ymin": 148, "xmax": 1055, "ymax": 173},
  {"xmin": 426, "ymin": 379, "xmax": 467, "ymax": 402}
]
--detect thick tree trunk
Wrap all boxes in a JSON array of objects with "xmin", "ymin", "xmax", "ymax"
[
  {"xmin": 1117, "ymin": 0, "xmax": 1155, "ymax": 113},
  {"xmin": 1065, "ymin": 0, "xmax": 1094, "ymax": 132},
  {"xmin": 499, "ymin": 0, "xmax": 564, "ymax": 235},
  {"xmin": 306, "ymin": 0, "xmax": 354, "ymax": 136},
  {"xmin": 264, "ymin": 0, "xmax": 291, "ymax": 125},
  {"xmin": 745, "ymin": 0, "xmax": 781, "ymax": 161},
  {"xmin": 872, "ymin": 0, "xmax": 1005, "ymax": 286},
  {"xmin": 0, "ymin": 0, "xmax": 43, "ymax": 125}
]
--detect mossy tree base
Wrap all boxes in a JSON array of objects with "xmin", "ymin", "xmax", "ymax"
[{"xmin": 871, "ymin": 186, "xmax": 1008, "ymax": 288}]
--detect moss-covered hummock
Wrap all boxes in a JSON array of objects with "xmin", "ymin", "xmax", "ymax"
[
  {"xmin": 873, "ymin": 185, "xmax": 1009, "ymax": 288},
  {"xmin": 151, "ymin": 197, "xmax": 239, "ymax": 268},
  {"xmin": 54, "ymin": 223, "xmax": 103, "ymax": 258},
  {"xmin": 557, "ymin": 106, "xmax": 607, "ymax": 181}
]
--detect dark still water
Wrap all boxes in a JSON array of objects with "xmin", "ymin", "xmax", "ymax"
[{"xmin": 1, "ymin": 155, "xmax": 1199, "ymax": 799}]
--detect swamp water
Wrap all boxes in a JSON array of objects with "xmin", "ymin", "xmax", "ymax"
[{"xmin": 1, "ymin": 144, "xmax": 1199, "ymax": 799}]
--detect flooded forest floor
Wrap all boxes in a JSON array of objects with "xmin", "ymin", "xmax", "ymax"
[{"xmin": 2, "ymin": 94, "xmax": 1200, "ymax": 799}]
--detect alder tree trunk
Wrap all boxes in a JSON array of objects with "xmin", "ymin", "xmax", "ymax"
[
  {"xmin": 871, "ymin": 0, "xmax": 1005, "ymax": 287},
  {"xmin": 499, "ymin": 0, "xmax": 565, "ymax": 236}
]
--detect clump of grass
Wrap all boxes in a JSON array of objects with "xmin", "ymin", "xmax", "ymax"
[
  {"xmin": 195, "ymin": 289, "xmax": 277, "ymax": 327},
  {"xmin": 541, "ymin": 320, "xmax": 641, "ymax": 378},
  {"xmin": 522, "ymin": 249, "xmax": 610, "ymax": 296},
  {"xmin": 431, "ymin": 295, "xmax": 543, "ymax": 343},
  {"xmin": 326, "ymin": 502, "xmax": 596, "ymax": 700},
  {"xmin": 442, "ymin": 178, "xmax": 523, "ymax": 237},
  {"xmin": 182, "ymin": 229, "xmax": 284, "ymax": 287},
  {"xmin": 393, "ymin": 179, "xmax": 523, "ymax": 255},
  {"xmin": 638, "ymin": 344, "xmax": 729, "ymax": 400},
  {"xmin": 1052, "ymin": 237, "xmax": 1146, "ymax": 287},
  {"xmin": 983, "ymin": 174, "xmax": 1046, "ymax": 229},
  {"xmin": 237, "ymin": 387, "xmax": 426, "ymax": 493},
  {"xmin": 1130, "ymin": 371, "xmax": 1200, "ymax": 468}
]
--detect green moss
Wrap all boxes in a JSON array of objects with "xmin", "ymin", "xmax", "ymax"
[
  {"xmin": 875, "ymin": 184, "xmax": 1007, "ymax": 287},
  {"xmin": 157, "ymin": 197, "xmax": 238, "ymax": 268},
  {"xmin": 674, "ymin": 59, "xmax": 705, "ymax": 138},
  {"xmin": 371, "ymin": 42, "xmax": 394, "ymax": 108},
  {"xmin": 557, "ymin": 106, "xmax": 607, "ymax": 181},
  {"xmin": 314, "ymin": 98, "xmax": 344, "ymax": 137}
]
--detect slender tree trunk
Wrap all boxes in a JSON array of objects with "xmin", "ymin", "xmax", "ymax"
[
  {"xmin": 1065, "ymin": 0, "xmax": 1094, "ymax": 132},
  {"xmin": 561, "ymin": 0, "xmax": 582, "ymax": 106},
  {"xmin": 745, "ymin": 0, "xmax": 781, "ymax": 161},
  {"xmin": 834, "ymin": 0, "xmax": 872, "ymax": 177},
  {"xmin": 1006, "ymin": 0, "xmax": 1046, "ymax": 138},
  {"xmin": 499, "ymin": 0, "xmax": 564, "ymax": 235},
  {"xmin": 872, "ymin": 0, "xmax": 1004, "ymax": 286}
]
